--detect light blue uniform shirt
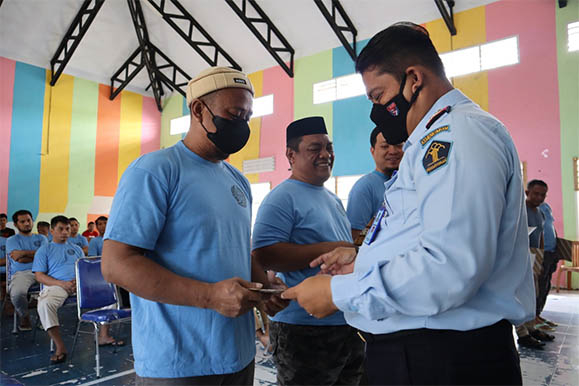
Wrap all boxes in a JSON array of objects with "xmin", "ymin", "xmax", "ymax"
[
  {"xmin": 68, "ymin": 234, "xmax": 88, "ymax": 251},
  {"xmin": 0, "ymin": 237, "xmax": 6, "ymax": 274},
  {"xmin": 331, "ymin": 89, "xmax": 535, "ymax": 334},
  {"xmin": 6, "ymin": 234, "xmax": 48, "ymax": 276},
  {"xmin": 87, "ymin": 236, "xmax": 103, "ymax": 257},
  {"xmin": 347, "ymin": 170, "xmax": 389, "ymax": 230},
  {"xmin": 252, "ymin": 179, "xmax": 352, "ymax": 326},
  {"xmin": 539, "ymin": 203, "xmax": 556, "ymax": 252},
  {"xmin": 32, "ymin": 242, "xmax": 83, "ymax": 281},
  {"xmin": 104, "ymin": 141, "xmax": 254, "ymax": 378}
]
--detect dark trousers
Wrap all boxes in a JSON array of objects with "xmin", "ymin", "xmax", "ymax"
[
  {"xmin": 270, "ymin": 321, "xmax": 365, "ymax": 385},
  {"xmin": 537, "ymin": 251, "xmax": 559, "ymax": 315},
  {"xmin": 135, "ymin": 360, "xmax": 254, "ymax": 386},
  {"xmin": 362, "ymin": 320, "xmax": 522, "ymax": 385}
]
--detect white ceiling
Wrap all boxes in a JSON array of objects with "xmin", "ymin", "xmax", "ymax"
[{"xmin": 0, "ymin": 0, "xmax": 498, "ymax": 97}]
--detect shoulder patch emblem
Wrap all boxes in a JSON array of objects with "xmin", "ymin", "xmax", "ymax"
[
  {"xmin": 34, "ymin": 240, "xmax": 41, "ymax": 247},
  {"xmin": 231, "ymin": 185, "xmax": 248, "ymax": 208},
  {"xmin": 420, "ymin": 125, "xmax": 450, "ymax": 147},
  {"xmin": 423, "ymin": 141, "xmax": 452, "ymax": 174}
]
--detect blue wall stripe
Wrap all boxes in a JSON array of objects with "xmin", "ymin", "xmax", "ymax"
[
  {"xmin": 181, "ymin": 95, "xmax": 188, "ymax": 140},
  {"xmin": 7, "ymin": 63, "xmax": 45, "ymax": 218},
  {"xmin": 332, "ymin": 40, "xmax": 375, "ymax": 176}
]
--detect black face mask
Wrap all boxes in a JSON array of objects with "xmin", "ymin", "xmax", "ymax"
[
  {"xmin": 200, "ymin": 102, "xmax": 250, "ymax": 155},
  {"xmin": 370, "ymin": 73, "xmax": 421, "ymax": 145}
]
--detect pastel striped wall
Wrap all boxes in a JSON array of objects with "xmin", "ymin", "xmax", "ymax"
[{"xmin": 1, "ymin": 59, "xmax": 160, "ymax": 226}]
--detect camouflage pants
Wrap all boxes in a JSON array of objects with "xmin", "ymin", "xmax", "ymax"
[{"xmin": 270, "ymin": 322, "xmax": 365, "ymax": 386}]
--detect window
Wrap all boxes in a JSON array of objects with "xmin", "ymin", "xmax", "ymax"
[
  {"xmin": 569, "ymin": 21, "xmax": 579, "ymax": 52},
  {"xmin": 440, "ymin": 46, "xmax": 480, "ymax": 78},
  {"xmin": 170, "ymin": 94, "xmax": 274, "ymax": 136},
  {"xmin": 250, "ymin": 182, "xmax": 272, "ymax": 229},
  {"xmin": 322, "ymin": 175, "xmax": 363, "ymax": 209},
  {"xmin": 520, "ymin": 161, "xmax": 528, "ymax": 187}
]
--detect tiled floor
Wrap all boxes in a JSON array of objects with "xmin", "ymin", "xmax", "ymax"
[{"xmin": 1, "ymin": 291, "xmax": 578, "ymax": 385}]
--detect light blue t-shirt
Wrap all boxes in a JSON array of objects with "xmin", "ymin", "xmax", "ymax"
[
  {"xmin": 331, "ymin": 89, "xmax": 535, "ymax": 334},
  {"xmin": 252, "ymin": 179, "xmax": 352, "ymax": 326},
  {"xmin": 347, "ymin": 170, "xmax": 389, "ymax": 230},
  {"xmin": 88, "ymin": 236, "xmax": 103, "ymax": 257},
  {"xmin": 68, "ymin": 234, "xmax": 89, "ymax": 251},
  {"xmin": 104, "ymin": 141, "xmax": 255, "ymax": 378},
  {"xmin": 0, "ymin": 237, "xmax": 6, "ymax": 274},
  {"xmin": 32, "ymin": 242, "xmax": 84, "ymax": 281},
  {"xmin": 6, "ymin": 234, "xmax": 48, "ymax": 276},
  {"xmin": 539, "ymin": 203, "xmax": 556, "ymax": 252}
]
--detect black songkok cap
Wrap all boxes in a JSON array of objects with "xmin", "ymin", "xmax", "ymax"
[{"xmin": 286, "ymin": 116, "xmax": 328, "ymax": 144}]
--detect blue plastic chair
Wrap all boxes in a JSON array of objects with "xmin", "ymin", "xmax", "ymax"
[{"xmin": 70, "ymin": 257, "xmax": 131, "ymax": 377}]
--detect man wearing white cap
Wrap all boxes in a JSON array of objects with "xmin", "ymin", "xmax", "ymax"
[{"xmin": 102, "ymin": 67, "xmax": 285, "ymax": 384}]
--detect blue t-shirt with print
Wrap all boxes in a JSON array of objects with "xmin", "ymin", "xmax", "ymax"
[
  {"xmin": 68, "ymin": 234, "xmax": 88, "ymax": 251},
  {"xmin": 104, "ymin": 141, "xmax": 254, "ymax": 378},
  {"xmin": 6, "ymin": 234, "xmax": 48, "ymax": 275},
  {"xmin": 347, "ymin": 170, "xmax": 389, "ymax": 230},
  {"xmin": 32, "ymin": 242, "xmax": 84, "ymax": 281},
  {"xmin": 252, "ymin": 179, "xmax": 352, "ymax": 326},
  {"xmin": 88, "ymin": 236, "xmax": 103, "ymax": 256},
  {"xmin": 0, "ymin": 237, "xmax": 6, "ymax": 274}
]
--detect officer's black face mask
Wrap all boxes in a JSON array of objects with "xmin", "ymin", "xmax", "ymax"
[
  {"xmin": 200, "ymin": 102, "xmax": 250, "ymax": 155},
  {"xmin": 370, "ymin": 73, "xmax": 421, "ymax": 145}
]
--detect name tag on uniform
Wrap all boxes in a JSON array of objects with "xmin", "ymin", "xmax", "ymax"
[{"xmin": 364, "ymin": 205, "xmax": 386, "ymax": 245}]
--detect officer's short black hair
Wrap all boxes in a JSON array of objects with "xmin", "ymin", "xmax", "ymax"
[
  {"xmin": 527, "ymin": 179, "xmax": 548, "ymax": 190},
  {"xmin": 50, "ymin": 216, "xmax": 69, "ymax": 229},
  {"xmin": 0, "ymin": 213, "xmax": 7, "ymax": 219},
  {"xmin": 12, "ymin": 209, "xmax": 33, "ymax": 224},
  {"xmin": 370, "ymin": 127, "xmax": 382, "ymax": 148},
  {"xmin": 95, "ymin": 216, "xmax": 108, "ymax": 225},
  {"xmin": 356, "ymin": 23, "xmax": 446, "ymax": 81}
]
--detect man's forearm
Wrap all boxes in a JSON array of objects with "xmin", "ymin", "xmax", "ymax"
[
  {"xmin": 254, "ymin": 241, "xmax": 354, "ymax": 272},
  {"xmin": 35, "ymin": 272, "xmax": 65, "ymax": 288},
  {"xmin": 13, "ymin": 250, "xmax": 36, "ymax": 262},
  {"xmin": 102, "ymin": 240, "xmax": 212, "ymax": 308}
]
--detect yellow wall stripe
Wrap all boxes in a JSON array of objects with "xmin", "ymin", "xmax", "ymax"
[{"xmin": 117, "ymin": 91, "xmax": 143, "ymax": 182}]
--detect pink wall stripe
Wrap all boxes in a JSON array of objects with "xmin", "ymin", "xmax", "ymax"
[
  {"xmin": 0, "ymin": 57, "xmax": 16, "ymax": 213},
  {"xmin": 486, "ymin": 1, "xmax": 563, "ymax": 233},
  {"xmin": 141, "ymin": 96, "xmax": 161, "ymax": 155},
  {"xmin": 260, "ymin": 65, "xmax": 294, "ymax": 187}
]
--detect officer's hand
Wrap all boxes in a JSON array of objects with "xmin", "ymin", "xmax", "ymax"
[
  {"xmin": 262, "ymin": 273, "xmax": 290, "ymax": 317},
  {"xmin": 282, "ymin": 275, "xmax": 338, "ymax": 319},
  {"xmin": 310, "ymin": 247, "xmax": 357, "ymax": 275},
  {"xmin": 209, "ymin": 278, "xmax": 265, "ymax": 318}
]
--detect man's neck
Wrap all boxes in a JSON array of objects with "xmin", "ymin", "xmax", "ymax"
[
  {"xmin": 18, "ymin": 231, "xmax": 31, "ymax": 237},
  {"xmin": 526, "ymin": 201, "xmax": 538, "ymax": 210},
  {"xmin": 53, "ymin": 239, "xmax": 66, "ymax": 244},
  {"xmin": 289, "ymin": 173, "xmax": 324, "ymax": 187},
  {"xmin": 183, "ymin": 130, "xmax": 223, "ymax": 163},
  {"xmin": 407, "ymin": 80, "xmax": 453, "ymax": 136},
  {"xmin": 376, "ymin": 168, "xmax": 395, "ymax": 178}
]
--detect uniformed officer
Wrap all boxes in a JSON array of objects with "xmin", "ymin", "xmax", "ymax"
[{"xmin": 284, "ymin": 23, "xmax": 535, "ymax": 385}]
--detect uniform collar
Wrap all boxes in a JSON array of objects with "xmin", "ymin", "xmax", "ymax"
[{"xmin": 404, "ymin": 89, "xmax": 468, "ymax": 151}]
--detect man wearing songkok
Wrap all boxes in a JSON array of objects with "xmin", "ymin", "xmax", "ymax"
[
  {"xmin": 252, "ymin": 116, "xmax": 364, "ymax": 385},
  {"xmin": 101, "ymin": 67, "xmax": 286, "ymax": 385}
]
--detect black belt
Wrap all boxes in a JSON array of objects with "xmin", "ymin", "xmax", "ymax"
[{"xmin": 359, "ymin": 319, "xmax": 512, "ymax": 343}]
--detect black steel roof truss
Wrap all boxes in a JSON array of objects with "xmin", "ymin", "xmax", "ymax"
[
  {"xmin": 226, "ymin": 0, "xmax": 295, "ymax": 77},
  {"xmin": 434, "ymin": 0, "xmax": 457, "ymax": 36},
  {"xmin": 314, "ymin": 0, "xmax": 357, "ymax": 61},
  {"xmin": 149, "ymin": 43, "xmax": 191, "ymax": 97},
  {"xmin": 50, "ymin": 0, "xmax": 105, "ymax": 86},
  {"xmin": 109, "ymin": 48, "xmax": 146, "ymax": 100},
  {"xmin": 127, "ymin": 0, "xmax": 164, "ymax": 111},
  {"xmin": 146, "ymin": 0, "xmax": 242, "ymax": 70}
]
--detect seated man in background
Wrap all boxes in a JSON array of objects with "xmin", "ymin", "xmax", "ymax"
[
  {"xmin": 6, "ymin": 209, "xmax": 48, "ymax": 331},
  {"xmin": 88, "ymin": 216, "xmax": 107, "ymax": 256},
  {"xmin": 347, "ymin": 127, "xmax": 403, "ymax": 240},
  {"xmin": 68, "ymin": 217, "xmax": 88, "ymax": 255},
  {"xmin": 37, "ymin": 221, "xmax": 51, "ymax": 241},
  {"xmin": 252, "ymin": 117, "xmax": 364, "ymax": 385},
  {"xmin": 82, "ymin": 221, "xmax": 98, "ymax": 243},
  {"xmin": 1, "ymin": 213, "xmax": 16, "ymax": 238},
  {"xmin": 33, "ymin": 215, "xmax": 120, "ymax": 364},
  {"xmin": 1, "ymin": 236, "xmax": 6, "ymax": 294}
]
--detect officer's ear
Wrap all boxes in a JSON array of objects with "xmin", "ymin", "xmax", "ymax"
[
  {"xmin": 286, "ymin": 147, "xmax": 295, "ymax": 167},
  {"xmin": 190, "ymin": 99, "xmax": 205, "ymax": 123},
  {"xmin": 404, "ymin": 66, "xmax": 424, "ymax": 94}
]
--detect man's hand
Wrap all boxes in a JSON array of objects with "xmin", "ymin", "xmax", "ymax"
[
  {"xmin": 262, "ymin": 272, "xmax": 290, "ymax": 317},
  {"xmin": 208, "ymin": 278, "xmax": 265, "ymax": 318},
  {"xmin": 10, "ymin": 250, "xmax": 25, "ymax": 261},
  {"xmin": 282, "ymin": 275, "xmax": 338, "ymax": 319},
  {"xmin": 59, "ymin": 280, "xmax": 76, "ymax": 295},
  {"xmin": 310, "ymin": 247, "xmax": 357, "ymax": 275}
]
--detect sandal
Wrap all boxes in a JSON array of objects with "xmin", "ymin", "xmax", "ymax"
[
  {"xmin": 99, "ymin": 339, "xmax": 125, "ymax": 347},
  {"xmin": 50, "ymin": 353, "xmax": 67, "ymax": 364}
]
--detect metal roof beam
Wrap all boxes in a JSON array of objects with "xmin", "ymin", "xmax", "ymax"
[
  {"xmin": 226, "ymin": 0, "xmax": 295, "ymax": 77},
  {"xmin": 434, "ymin": 0, "xmax": 457, "ymax": 36},
  {"xmin": 50, "ymin": 0, "xmax": 105, "ymax": 86},
  {"xmin": 314, "ymin": 0, "xmax": 357, "ymax": 61},
  {"xmin": 109, "ymin": 48, "xmax": 145, "ymax": 100}
]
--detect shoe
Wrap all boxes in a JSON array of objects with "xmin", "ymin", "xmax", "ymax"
[
  {"xmin": 98, "ymin": 338, "xmax": 125, "ymax": 347},
  {"xmin": 518, "ymin": 335, "xmax": 545, "ymax": 350},
  {"xmin": 50, "ymin": 353, "xmax": 67, "ymax": 365},
  {"xmin": 18, "ymin": 316, "xmax": 32, "ymax": 332},
  {"xmin": 536, "ymin": 323, "xmax": 555, "ymax": 331},
  {"xmin": 538, "ymin": 316, "xmax": 558, "ymax": 327},
  {"xmin": 530, "ymin": 329, "xmax": 555, "ymax": 342}
]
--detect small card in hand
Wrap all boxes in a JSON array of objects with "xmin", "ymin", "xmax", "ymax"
[{"xmin": 249, "ymin": 288, "xmax": 285, "ymax": 294}]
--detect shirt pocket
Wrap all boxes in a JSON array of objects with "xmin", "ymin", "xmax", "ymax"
[{"xmin": 400, "ymin": 188, "xmax": 418, "ymax": 224}]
